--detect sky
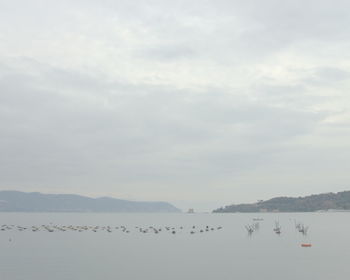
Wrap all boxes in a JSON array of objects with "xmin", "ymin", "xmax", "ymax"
[{"xmin": 1, "ymin": 0, "xmax": 350, "ymax": 211}]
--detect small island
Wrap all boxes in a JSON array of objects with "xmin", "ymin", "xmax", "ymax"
[{"xmin": 213, "ymin": 191, "xmax": 350, "ymax": 213}]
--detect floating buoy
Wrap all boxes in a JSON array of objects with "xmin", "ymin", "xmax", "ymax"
[{"xmin": 301, "ymin": 243, "xmax": 312, "ymax": 247}]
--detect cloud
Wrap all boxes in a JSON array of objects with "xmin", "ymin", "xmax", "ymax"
[
  {"xmin": 0, "ymin": 0, "xmax": 350, "ymax": 210},
  {"xmin": 0, "ymin": 59, "xmax": 324, "ymax": 184},
  {"xmin": 139, "ymin": 45, "xmax": 197, "ymax": 61}
]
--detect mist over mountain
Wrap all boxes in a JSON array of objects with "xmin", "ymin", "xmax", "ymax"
[{"xmin": 0, "ymin": 191, "xmax": 180, "ymax": 213}]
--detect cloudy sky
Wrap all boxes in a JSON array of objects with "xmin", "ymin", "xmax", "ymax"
[{"xmin": 1, "ymin": 0, "xmax": 350, "ymax": 211}]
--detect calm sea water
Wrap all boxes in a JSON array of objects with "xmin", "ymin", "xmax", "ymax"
[{"xmin": 0, "ymin": 212, "xmax": 349, "ymax": 280}]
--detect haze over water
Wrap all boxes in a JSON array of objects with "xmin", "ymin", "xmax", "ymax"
[
  {"xmin": 0, "ymin": 212, "xmax": 349, "ymax": 280},
  {"xmin": 2, "ymin": 1, "xmax": 350, "ymax": 279}
]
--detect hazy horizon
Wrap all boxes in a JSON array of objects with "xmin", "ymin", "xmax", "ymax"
[{"xmin": 1, "ymin": 0, "xmax": 350, "ymax": 212}]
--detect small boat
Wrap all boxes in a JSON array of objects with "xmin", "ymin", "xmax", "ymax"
[
  {"xmin": 245, "ymin": 225, "xmax": 254, "ymax": 234},
  {"xmin": 273, "ymin": 221, "xmax": 281, "ymax": 234},
  {"xmin": 301, "ymin": 243, "xmax": 312, "ymax": 247},
  {"xmin": 299, "ymin": 225, "xmax": 309, "ymax": 235}
]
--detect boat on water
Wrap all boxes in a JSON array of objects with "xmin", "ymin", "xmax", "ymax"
[
  {"xmin": 295, "ymin": 221, "xmax": 309, "ymax": 235},
  {"xmin": 245, "ymin": 225, "xmax": 254, "ymax": 234},
  {"xmin": 301, "ymin": 243, "xmax": 312, "ymax": 247},
  {"xmin": 273, "ymin": 221, "xmax": 281, "ymax": 234}
]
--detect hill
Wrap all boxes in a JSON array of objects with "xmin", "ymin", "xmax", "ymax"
[
  {"xmin": 0, "ymin": 191, "xmax": 181, "ymax": 213},
  {"xmin": 213, "ymin": 191, "xmax": 350, "ymax": 213}
]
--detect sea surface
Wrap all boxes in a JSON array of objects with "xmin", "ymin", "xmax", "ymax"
[{"xmin": 0, "ymin": 212, "xmax": 349, "ymax": 280}]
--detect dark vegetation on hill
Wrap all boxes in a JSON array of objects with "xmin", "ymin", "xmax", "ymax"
[{"xmin": 213, "ymin": 191, "xmax": 350, "ymax": 213}]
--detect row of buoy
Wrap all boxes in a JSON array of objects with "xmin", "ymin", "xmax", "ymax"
[{"xmin": 0, "ymin": 224, "xmax": 223, "ymax": 235}]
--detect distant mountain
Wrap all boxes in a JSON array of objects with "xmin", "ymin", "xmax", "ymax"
[
  {"xmin": 213, "ymin": 191, "xmax": 350, "ymax": 213},
  {"xmin": 0, "ymin": 191, "xmax": 181, "ymax": 213}
]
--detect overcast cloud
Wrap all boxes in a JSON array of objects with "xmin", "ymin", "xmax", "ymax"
[{"xmin": 1, "ymin": 0, "xmax": 350, "ymax": 211}]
